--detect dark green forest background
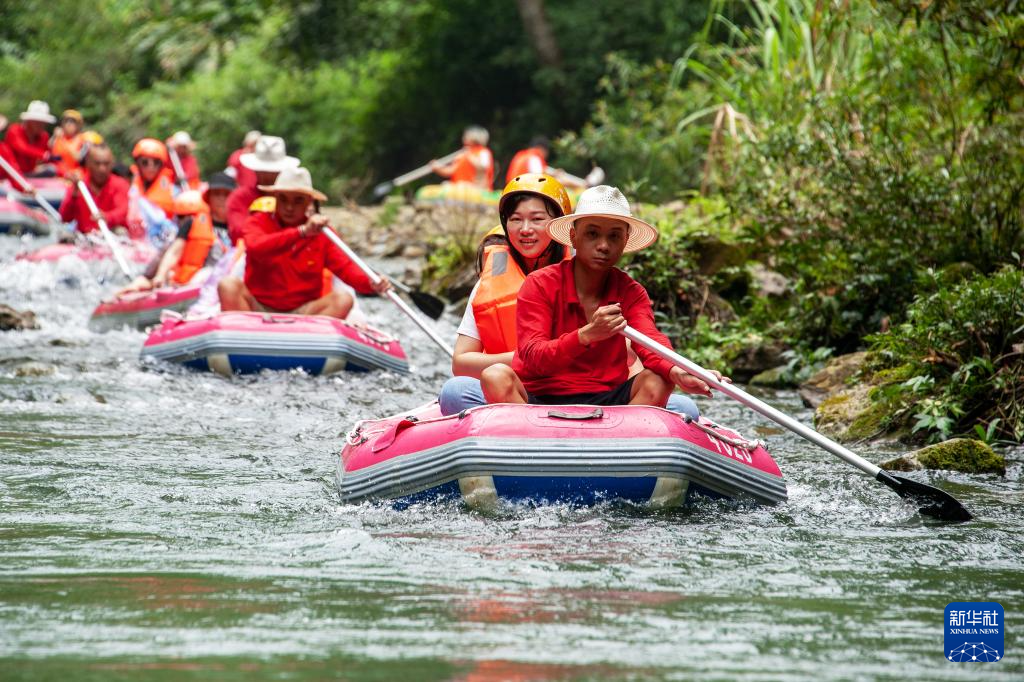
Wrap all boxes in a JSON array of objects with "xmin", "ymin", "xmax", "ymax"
[{"xmin": 2, "ymin": 0, "xmax": 1022, "ymax": 443}]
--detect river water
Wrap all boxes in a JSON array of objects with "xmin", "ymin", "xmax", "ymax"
[{"xmin": 1, "ymin": 233, "xmax": 1021, "ymax": 681}]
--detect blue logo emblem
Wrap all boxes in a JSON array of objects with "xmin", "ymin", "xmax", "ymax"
[{"xmin": 945, "ymin": 602, "xmax": 1003, "ymax": 662}]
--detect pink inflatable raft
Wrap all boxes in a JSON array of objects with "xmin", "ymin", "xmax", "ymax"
[
  {"xmin": 339, "ymin": 403, "xmax": 787, "ymax": 508},
  {"xmin": 141, "ymin": 311, "xmax": 409, "ymax": 376},
  {"xmin": 16, "ymin": 240, "xmax": 157, "ymax": 265},
  {"xmin": 88, "ymin": 286, "xmax": 201, "ymax": 332},
  {"xmin": 0, "ymin": 177, "xmax": 66, "ymax": 210},
  {"xmin": 0, "ymin": 198, "xmax": 49, "ymax": 235}
]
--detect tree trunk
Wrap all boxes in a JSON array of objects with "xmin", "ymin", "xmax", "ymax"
[{"xmin": 515, "ymin": 0, "xmax": 562, "ymax": 68}]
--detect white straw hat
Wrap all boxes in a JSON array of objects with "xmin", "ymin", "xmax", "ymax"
[
  {"xmin": 239, "ymin": 135, "xmax": 300, "ymax": 172},
  {"xmin": 243, "ymin": 130, "xmax": 261, "ymax": 146},
  {"xmin": 169, "ymin": 130, "xmax": 196, "ymax": 149},
  {"xmin": 19, "ymin": 100, "xmax": 56, "ymax": 124},
  {"xmin": 258, "ymin": 166, "xmax": 327, "ymax": 202},
  {"xmin": 547, "ymin": 185, "xmax": 659, "ymax": 253}
]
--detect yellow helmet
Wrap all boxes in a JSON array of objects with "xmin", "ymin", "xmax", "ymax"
[
  {"xmin": 249, "ymin": 196, "xmax": 276, "ymax": 213},
  {"xmin": 498, "ymin": 173, "xmax": 571, "ymax": 227},
  {"xmin": 81, "ymin": 130, "xmax": 104, "ymax": 145}
]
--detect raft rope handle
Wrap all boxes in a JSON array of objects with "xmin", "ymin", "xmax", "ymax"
[{"xmin": 683, "ymin": 415, "xmax": 764, "ymax": 452}]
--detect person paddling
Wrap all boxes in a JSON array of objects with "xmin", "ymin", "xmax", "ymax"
[
  {"xmin": 58, "ymin": 143, "xmax": 130, "ymax": 238},
  {"xmin": 439, "ymin": 175, "xmax": 700, "ymax": 418},
  {"xmin": 218, "ymin": 167, "xmax": 391, "ymax": 318},
  {"xmin": 4, "ymin": 101, "xmax": 58, "ymax": 177},
  {"xmin": 430, "ymin": 126, "xmax": 494, "ymax": 190},
  {"xmin": 225, "ymin": 135, "xmax": 298, "ymax": 243},
  {"xmin": 479, "ymin": 185, "xmax": 727, "ymax": 407}
]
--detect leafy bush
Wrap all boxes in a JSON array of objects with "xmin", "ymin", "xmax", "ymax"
[{"xmin": 868, "ymin": 266, "xmax": 1024, "ymax": 443}]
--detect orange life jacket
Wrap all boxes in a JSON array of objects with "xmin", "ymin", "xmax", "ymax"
[
  {"xmin": 450, "ymin": 144, "xmax": 494, "ymax": 189},
  {"xmin": 172, "ymin": 211, "xmax": 215, "ymax": 285},
  {"xmin": 52, "ymin": 134, "xmax": 84, "ymax": 177},
  {"xmin": 505, "ymin": 147, "xmax": 546, "ymax": 184},
  {"xmin": 131, "ymin": 166, "xmax": 176, "ymax": 218},
  {"xmin": 472, "ymin": 242, "xmax": 525, "ymax": 353}
]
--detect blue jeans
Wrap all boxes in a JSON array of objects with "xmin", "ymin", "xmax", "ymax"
[{"xmin": 437, "ymin": 375, "xmax": 700, "ymax": 419}]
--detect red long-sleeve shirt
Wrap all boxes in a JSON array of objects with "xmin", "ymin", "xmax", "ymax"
[
  {"xmin": 227, "ymin": 148, "xmax": 257, "ymax": 190},
  {"xmin": 243, "ymin": 211, "xmax": 375, "ymax": 311},
  {"xmin": 226, "ymin": 185, "xmax": 262, "ymax": 244},
  {"xmin": 4, "ymin": 123, "xmax": 50, "ymax": 174},
  {"xmin": 175, "ymin": 153, "xmax": 201, "ymax": 189},
  {"xmin": 58, "ymin": 173, "xmax": 130, "ymax": 233},
  {"xmin": 511, "ymin": 259, "xmax": 676, "ymax": 396}
]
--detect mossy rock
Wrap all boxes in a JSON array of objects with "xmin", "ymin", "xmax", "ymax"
[
  {"xmin": 880, "ymin": 438, "xmax": 1006, "ymax": 475},
  {"xmin": 814, "ymin": 384, "xmax": 871, "ymax": 441},
  {"xmin": 749, "ymin": 365, "xmax": 797, "ymax": 388},
  {"xmin": 799, "ymin": 351, "xmax": 869, "ymax": 408},
  {"xmin": 870, "ymin": 363, "xmax": 917, "ymax": 387}
]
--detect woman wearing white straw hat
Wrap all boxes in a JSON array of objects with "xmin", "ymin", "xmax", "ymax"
[
  {"xmin": 4, "ymin": 100, "xmax": 58, "ymax": 176},
  {"xmin": 479, "ymin": 185, "xmax": 729, "ymax": 407},
  {"xmin": 218, "ymin": 166, "xmax": 390, "ymax": 319}
]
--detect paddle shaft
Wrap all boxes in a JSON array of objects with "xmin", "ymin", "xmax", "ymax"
[
  {"xmin": 320, "ymin": 227, "xmax": 454, "ymax": 357},
  {"xmin": 545, "ymin": 166, "xmax": 587, "ymax": 187},
  {"xmin": 395, "ymin": 149, "xmax": 464, "ymax": 188},
  {"xmin": 0, "ymin": 154, "xmax": 64, "ymax": 224},
  {"xmin": 166, "ymin": 147, "xmax": 191, "ymax": 193},
  {"xmin": 76, "ymin": 180, "xmax": 134, "ymax": 280},
  {"xmin": 621, "ymin": 326, "xmax": 882, "ymax": 478}
]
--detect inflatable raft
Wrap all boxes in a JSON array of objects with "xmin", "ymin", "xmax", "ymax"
[
  {"xmin": 141, "ymin": 311, "xmax": 409, "ymax": 376},
  {"xmin": 88, "ymin": 286, "xmax": 201, "ymax": 332},
  {"xmin": 338, "ymin": 403, "xmax": 787, "ymax": 508},
  {"xmin": 0, "ymin": 177, "xmax": 66, "ymax": 210},
  {"xmin": 0, "ymin": 198, "xmax": 49, "ymax": 235},
  {"xmin": 16, "ymin": 240, "xmax": 156, "ymax": 265}
]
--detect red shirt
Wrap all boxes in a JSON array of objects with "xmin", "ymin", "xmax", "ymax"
[
  {"xmin": 0, "ymin": 141, "xmax": 17, "ymax": 181},
  {"xmin": 511, "ymin": 259, "xmax": 676, "ymax": 396},
  {"xmin": 226, "ymin": 185, "xmax": 262, "ymax": 244},
  {"xmin": 59, "ymin": 173, "xmax": 130, "ymax": 233},
  {"xmin": 227, "ymin": 148, "xmax": 257, "ymax": 190},
  {"xmin": 4, "ymin": 123, "xmax": 50, "ymax": 174},
  {"xmin": 243, "ymin": 212, "xmax": 375, "ymax": 311},
  {"xmin": 176, "ymin": 153, "xmax": 201, "ymax": 189},
  {"xmin": 450, "ymin": 144, "xmax": 494, "ymax": 189}
]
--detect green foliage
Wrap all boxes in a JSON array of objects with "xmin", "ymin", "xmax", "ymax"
[{"xmin": 868, "ymin": 266, "xmax": 1024, "ymax": 443}]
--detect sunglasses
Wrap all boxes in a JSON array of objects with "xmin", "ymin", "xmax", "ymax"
[{"xmin": 137, "ymin": 157, "xmax": 163, "ymax": 167}]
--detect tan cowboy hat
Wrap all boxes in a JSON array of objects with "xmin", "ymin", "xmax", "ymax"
[
  {"xmin": 169, "ymin": 130, "xmax": 196, "ymax": 149},
  {"xmin": 258, "ymin": 166, "xmax": 327, "ymax": 202},
  {"xmin": 547, "ymin": 185, "xmax": 659, "ymax": 253},
  {"xmin": 20, "ymin": 100, "xmax": 56, "ymax": 124},
  {"xmin": 240, "ymin": 135, "xmax": 299, "ymax": 172}
]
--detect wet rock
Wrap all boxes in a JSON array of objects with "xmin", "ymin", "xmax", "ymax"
[
  {"xmin": 749, "ymin": 365, "xmax": 796, "ymax": 388},
  {"xmin": 880, "ymin": 438, "xmax": 1006, "ymax": 475},
  {"xmin": 0, "ymin": 304, "xmax": 40, "ymax": 331},
  {"xmin": 401, "ymin": 244, "xmax": 427, "ymax": 259},
  {"xmin": 747, "ymin": 262, "xmax": 789, "ymax": 297},
  {"xmin": 799, "ymin": 351, "xmax": 869, "ymax": 408},
  {"xmin": 729, "ymin": 339, "xmax": 789, "ymax": 383},
  {"xmin": 691, "ymin": 235, "xmax": 746, "ymax": 276},
  {"xmin": 813, "ymin": 384, "xmax": 887, "ymax": 442},
  {"xmin": 14, "ymin": 361, "xmax": 55, "ymax": 377}
]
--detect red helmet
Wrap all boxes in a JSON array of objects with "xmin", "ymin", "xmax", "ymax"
[
  {"xmin": 172, "ymin": 190, "xmax": 207, "ymax": 216},
  {"xmin": 131, "ymin": 138, "xmax": 169, "ymax": 164}
]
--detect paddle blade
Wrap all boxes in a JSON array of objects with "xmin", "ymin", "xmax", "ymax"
[
  {"xmin": 876, "ymin": 471, "xmax": 973, "ymax": 522},
  {"xmin": 372, "ymin": 181, "xmax": 394, "ymax": 200},
  {"xmin": 409, "ymin": 290, "xmax": 446, "ymax": 320}
]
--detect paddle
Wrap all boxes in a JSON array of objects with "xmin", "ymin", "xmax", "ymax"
[
  {"xmin": 320, "ymin": 226, "xmax": 454, "ymax": 357},
  {"xmin": 0, "ymin": 154, "xmax": 65, "ymax": 226},
  {"xmin": 621, "ymin": 325, "xmax": 973, "ymax": 522},
  {"xmin": 166, "ymin": 146, "xmax": 191, "ymax": 193},
  {"xmin": 545, "ymin": 165, "xmax": 606, "ymax": 188},
  {"xmin": 372, "ymin": 149, "xmax": 464, "ymax": 200},
  {"xmin": 76, "ymin": 180, "xmax": 134, "ymax": 281},
  {"xmin": 389, "ymin": 279, "xmax": 446, "ymax": 320}
]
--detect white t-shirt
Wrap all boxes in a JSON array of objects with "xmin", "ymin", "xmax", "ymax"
[{"xmin": 456, "ymin": 280, "xmax": 482, "ymax": 340}]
